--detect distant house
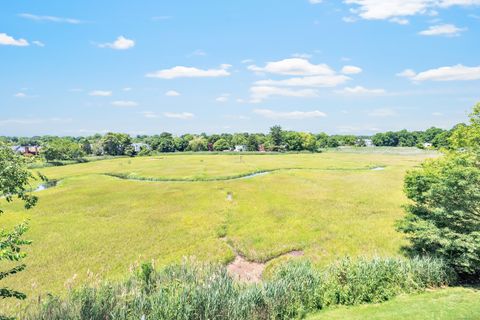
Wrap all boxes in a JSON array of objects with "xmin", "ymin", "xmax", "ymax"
[
  {"xmin": 11, "ymin": 145, "xmax": 41, "ymax": 156},
  {"xmin": 131, "ymin": 143, "xmax": 150, "ymax": 153},
  {"xmin": 423, "ymin": 142, "xmax": 433, "ymax": 148},
  {"xmin": 234, "ymin": 145, "xmax": 247, "ymax": 152},
  {"xmin": 364, "ymin": 139, "xmax": 374, "ymax": 147}
]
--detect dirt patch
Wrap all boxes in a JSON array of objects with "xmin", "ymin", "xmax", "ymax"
[
  {"xmin": 286, "ymin": 250, "xmax": 304, "ymax": 257},
  {"xmin": 227, "ymin": 256, "xmax": 265, "ymax": 283}
]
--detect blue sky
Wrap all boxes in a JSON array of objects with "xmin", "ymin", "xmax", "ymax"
[{"xmin": 1, "ymin": 0, "xmax": 479, "ymax": 136}]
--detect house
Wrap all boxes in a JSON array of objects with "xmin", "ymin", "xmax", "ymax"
[
  {"xmin": 423, "ymin": 142, "xmax": 433, "ymax": 148},
  {"xmin": 11, "ymin": 145, "xmax": 41, "ymax": 156},
  {"xmin": 234, "ymin": 145, "xmax": 247, "ymax": 152},
  {"xmin": 364, "ymin": 139, "xmax": 374, "ymax": 147},
  {"xmin": 131, "ymin": 143, "xmax": 150, "ymax": 153}
]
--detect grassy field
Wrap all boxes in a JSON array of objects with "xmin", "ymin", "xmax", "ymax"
[
  {"xmin": 1, "ymin": 149, "xmax": 438, "ymax": 310},
  {"xmin": 308, "ymin": 287, "xmax": 480, "ymax": 320}
]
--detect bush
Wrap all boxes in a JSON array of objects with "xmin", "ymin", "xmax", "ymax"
[
  {"xmin": 398, "ymin": 153, "xmax": 480, "ymax": 278},
  {"xmin": 22, "ymin": 257, "xmax": 452, "ymax": 320}
]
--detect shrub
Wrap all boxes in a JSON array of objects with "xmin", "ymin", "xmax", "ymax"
[{"xmin": 22, "ymin": 257, "xmax": 452, "ymax": 320}]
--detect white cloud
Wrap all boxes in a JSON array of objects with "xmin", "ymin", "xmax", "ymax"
[
  {"xmin": 249, "ymin": 86, "xmax": 318, "ymax": 103},
  {"xmin": 141, "ymin": 111, "xmax": 159, "ymax": 118},
  {"xmin": 146, "ymin": 64, "xmax": 231, "ymax": 79},
  {"xmin": 419, "ymin": 24, "xmax": 467, "ymax": 36},
  {"xmin": 389, "ymin": 17, "xmax": 410, "ymax": 24},
  {"xmin": 14, "ymin": 92, "xmax": 27, "ymax": 98},
  {"xmin": 0, "ymin": 117, "xmax": 71, "ymax": 126},
  {"xmin": 432, "ymin": 112, "xmax": 443, "ymax": 116},
  {"xmin": 254, "ymin": 74, "xmax": 350, "ymax": 88},
  {"xmin": 292, "ymin": 53, "xmax": 313, "ymax": 59},
  {"xmin": 248, "ymin": 58, "xmax": 335, "ymax": 76},
  {"xmin": 32, "ymin": 40, "xmax": 45, "ymax": 47},
  {"xmin": 368, "ymin": 108, "xmax": 397, "ymax": 117},
  {"xmin": 216, "ymin": 93, "xmax": 230, "ymax": 102},
  {"xmin": 163, "ymin": 112, "xmax": 194, "ymax": 119},
  {"xmin": 165, "ymin": 90, "xmax": 181, "ymax": 96},
  {"xmin": 345, "ymin": 0, "xmax": 480, "ymax": 21},
  {"xmin": 396, "ymin": 69, "xmax": 417, "ymax": 78},
  {"xmin": 0, "ymin": 33, "xmax": 29, "ymax": 46},
  {"xmin": 253, "ymin": 109, "xmax": 327, "ymax": 119},
  {"xmin": 123, "ymin": 87, "xmax": 132, "ymax": 91},
  {"xmin": 189, "ymin": 49, "xmax": 206, "ymax": 56},
  {"xmin": 89, "ymin": 90, "xmax": 112, "ymax": 96},
  {"xmin": 241, "ymin": 59, "xmax": 254, "ymax": 64},
  {"xmin": 336, "ymin": 86, "xmax": 386, "ymax": 95},
  {"xmin": 309, "ymin": 0, "xmax": 323, "ymax": 3},
  {"xmin": 111, "ymin": 100, "xmax": 138, "ymax": 107},
  {"xmin": 399, "ymin": 65, "xmax": 480, "ymax": 81},
  {"xmin": 19, "ymin": 13, "xmax": 83, "ymax": 24},
  {"xmin": 341, "ymin": 65, "xmax": 363, "ymax": 74},
  {"xmin": 99, "ymin": 36, "xmax": 135, "ymax": 50}
]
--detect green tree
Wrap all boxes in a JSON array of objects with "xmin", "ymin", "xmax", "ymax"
[
  {"xmin": 213, "ymin": 138, "xmax": 230, "ymax": 151},
  {"xmin": 269, "ymin": 125, "xmax": 284, "ymax": 149},
  {"xmin": 187, "ymin": 137, "xmax": 208, "ymax": 152},
  {"xmin": 398, "ymin": 103, "xmax": 480, "ymax": 278},
  {"xmin": 100, "ymin": 133, "xmax": 132, "ymax": 156},
  {"xmin": 42, "ymin": 138, "xmax": 85, "ymax": 162},
  {"xmin": 0, "ymin": 144, "xmax": 38, "ymax": 317}
]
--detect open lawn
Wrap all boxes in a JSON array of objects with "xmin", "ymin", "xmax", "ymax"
[
  {"xmin": 1, "ymin": 149, "xmax": 438, "ymax": 310},
  {"xmin": 308, "ymin": 287, "xmax": 480, "ymax": 320}
]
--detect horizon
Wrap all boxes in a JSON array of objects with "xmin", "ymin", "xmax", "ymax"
[{"xmin": 2, "ymin": 1, "xmax": 480, "ymax": 136}]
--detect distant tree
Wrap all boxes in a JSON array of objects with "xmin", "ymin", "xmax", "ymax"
[
  {"xmin": 246, "ymin": 134, "xmax": 259, "ymax": 152},
  {"xmin": 149, "ymin": 133, "xmax": 175, "ymax": 153},
  {"xmin": 0, "ymin": 144, "xmax": 38, "ymax": 315},
  {"xmin": 100, "ymin": 133, "xmax": 132, "ymax": 156},
  {"xmin": 284, "ymin": 131, "xmax": 303, "ymax": 151},
  {"xmin": 174, "ymin": 137, "xmax": 189, "ymax": 152},
  {"xmin": 231, "ymin": 133, "xmax": 248, "ymax": 146},
  {"xmin": 315, "ymin": 133, "xmax": 329, "ymax": 149},
  {"xmin": 213, "ymin": 138, "xmax": 230, "ymax": 151},
  {"xmin": 269, "ymin": 125, "xmax": 284, "ymax": 150},
  {"xmin": 187, "ymin": 137, "xmax": 208, "ymax": 152},
  {"xmin": 42, "ymin": 138, "xmax": 85, "ymax": 162}
]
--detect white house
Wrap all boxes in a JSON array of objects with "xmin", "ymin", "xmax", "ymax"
[
  {"xmin": 364, "ymin": 139, "xmax": 374, "ymax": 147},
  {"xmin": 234, "ymin": 145, "xmax": 247, "ymax": 152},
  {"xmin": 423, "ymin": 142, "xmax": 433, "ymax": 148},
  {"xmin": 131, "ymin": 143, "xmax": 150, "ymax": 152}
]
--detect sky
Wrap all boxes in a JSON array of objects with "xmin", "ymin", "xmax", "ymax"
[{"xmin": 1, "ymin": 0, "xmax": 480, "ymax": 136}]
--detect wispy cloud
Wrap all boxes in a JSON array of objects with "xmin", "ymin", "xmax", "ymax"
[
  {"xmin": 98, "ymin": 36, "xmax": 135, "ymax": 50},
  {"xmin": 249, "ymin": 86, "xmax": 318, "ymax": 103},
  {"xmin": 368, "ymin": 108, "xmax": 397, "ymax": 117},
  {"xmin": 253, "ymin": 108, "xmax": 327, "ymax": 119},
  {"xmin": 111, "ymin": 100, "xmax": 138, "ymax": 107},
  {"xmin": 419, "ymin": 24, "xmax": 467, "ymax": 36},
  {"xmin": 336, "ymin": 86, "xmax": 386, "ymax": 95},
  {"xmin": 163, "ymin": 112, "xmax": 194, "ymax": 119},
  {"xmin": 398, "ymin": 65, "xmax": 480, "ymax": 81},
  {"xmin": 19, "ymin": 13, "xmax": 84, "ymax": 24},
  {"xmin": 141, "ymin": 111, "xmax": 159, "ymax": 118},
  {"xmin": 146, "ymin": 64, "xmax": 231, "ymax": 79},
  {"xmin": 165, "ymin": 90, "xmax": 181, "ymax": 96},
  {"xmin": 0, "ymin": 33, "xmax": 29, "ymax": 46},
  {"xmin": 89, "ymin": 90, "xmax": 112, "ymax": 96}
]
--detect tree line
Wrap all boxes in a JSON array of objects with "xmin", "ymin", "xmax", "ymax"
[{"xmin": 1, "ymin": 125, "xmax": 456, "ymax": 162}]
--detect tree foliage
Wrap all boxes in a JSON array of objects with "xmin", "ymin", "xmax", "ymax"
[
  {"xmin": 0, "ymin": 144, "xmax": 38, "ymax": 317},
  {"xmin": 398, "ymin": 103, "xmax": 480, "ymax": 278},
  {"xmin": 42, "ymin": 138, "xmax": 85, "ymax": 162}
]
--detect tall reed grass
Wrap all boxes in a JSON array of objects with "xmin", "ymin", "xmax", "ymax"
[{"xmin": 21, "ymin": 256, "xmax": 454, "ymax": 320}]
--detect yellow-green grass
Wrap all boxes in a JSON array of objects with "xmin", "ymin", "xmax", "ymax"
[
  {"xmin": 1, "ymin": 151, "xmax": 436, "ymax": 310},
  {"xmin": 308, "ymin": 287, "xmax": 480, "ymax": 320}
]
